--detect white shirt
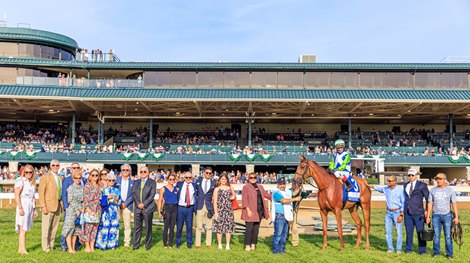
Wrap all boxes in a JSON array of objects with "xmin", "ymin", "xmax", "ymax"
[
  {"xmin": 406, "ymin": 181, "xmax": 415, "ymax": 196},
  {"xmin": 202, "ymin": 178, "xmax": 210, "ymax": 194},
  {"xmin": 121, "ymin": 177, "xmax": 129, "ymax": 202},
  {"xmin": 178, "ymin": 182, "xmax": 195, "ymax": 206}
]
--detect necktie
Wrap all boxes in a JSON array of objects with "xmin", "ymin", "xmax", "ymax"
[
  {"xmin": 410, "ymin": 182, "xmax": 414, "ymax": 195},
  {"xmin": 55, "ymin": 174, "xmax": 62, "ymax": 200},
  {"xmin": 185, "ymin": 183, "xmax": 190, "ymax": 206},
  {"xmin": 204, "ymin": 180, "xmax": 208, "ymax": 194},
  {"xmin": 140, "ymin": 179, "xmax": 145, "ymax": 203}
]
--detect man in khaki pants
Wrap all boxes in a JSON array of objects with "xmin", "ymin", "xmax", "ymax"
[
  {"xmin": 38, "ymin": 159, "xmax": 62, "ymax": 252},
  {"xmin": 115, "ymin": 164, "xmax": 134, "ymax": 247},
  {"xmin": 195, "ymin": 167, "xmax": 215, "ymax": 249}
]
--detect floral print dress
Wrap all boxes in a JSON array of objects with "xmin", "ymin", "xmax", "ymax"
[
  {"xmin": 95, "ymin": 186, "xmax": 121, "ymax": 249},
  {"xmin": 213, "ymin": 188, "xmax": 236, "ymax": 234},
  {"xmin": 62, "ymin": 184, "xmax": 83, "ymax": 237},
  {"xmin": 80, "ymin": 183, "xmax": 102, "ymax": 242}
]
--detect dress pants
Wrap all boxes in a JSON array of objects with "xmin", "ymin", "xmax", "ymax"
[
  {"xmin": 196, "ymin": 204, "xmax": 212, "ymax": 247},
  {"xmin": 133, "ymin": 209, "xmax": 154, "ymax": 250},
  {"xmin": 244, "ymin": 221, "xmax": 261, "ymax": 245},
  {"xmin": 288, "ymin": 212, "xmax": 299, "ymax": 246},
  {"xmin": 176, "ymin": 205, "xmax": 194, "ymax": 248},
  {"xmin": 41, "ymin": 206, "xmax": 61, "ymax": 252},
  {"xmin": 163, "ymin": 205, "xmax": 178, "ymax": 247},
  {"xmin": 404, "ymin": 213, "xmax": 426, "ymax": 254},
  {"xmin": 122, "ymin": 207, "xmax": 132, "ymax": 246}
]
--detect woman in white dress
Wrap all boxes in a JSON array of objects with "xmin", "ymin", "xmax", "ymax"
[{"xmin": 14, "ymin": 164, "xmax": 38, "ymax": 254}]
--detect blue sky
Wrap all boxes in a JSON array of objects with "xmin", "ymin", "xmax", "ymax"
[{"xmin": 2, "ymin": 0, "xmax": 470, "ymax": 62}]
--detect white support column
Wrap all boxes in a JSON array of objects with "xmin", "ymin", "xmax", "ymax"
[
  {"xmin": 246, "ymin": 164, "xmax": 255, "ymax": 174},
  {"xmin": 191, "ymin": 164, "xmax": 200, "ymax": 177},
  {"xmin": 466, "ymin": 167, "xmax": 470, "ymax": 181},
  {"xmin": 8, "ymin": 162, "xmax": 19, "ymax": 172}
]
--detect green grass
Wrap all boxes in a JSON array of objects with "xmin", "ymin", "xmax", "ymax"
[{"xmin": 0, "ymin": 208, "xmax": 468, "ymax": 262}]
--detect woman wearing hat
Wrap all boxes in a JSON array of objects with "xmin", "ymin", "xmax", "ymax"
[
  {"xmin": 95, "ymin": 173, "xmax": 121, "ymax": 250},
  {"xmin": 328, "ymin": 139, "xmax": 353, "ymax": 190}
]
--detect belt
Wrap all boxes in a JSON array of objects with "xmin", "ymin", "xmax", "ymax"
[
  {"xmin": 179, "ymin": 204, "xmax": 194, "ymax": 208},
  {"xmin": 387, "ymin": 208, "xmax": 401, "ymax": 212},
  {"xmin": 165, "ymin": 204, "xmax": 178, "ymax": 207}
]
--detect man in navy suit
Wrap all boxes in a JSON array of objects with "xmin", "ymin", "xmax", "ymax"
[
  {"xmin": 115, "ymin": 164, "xmax": 134, "ymax": 247},
  {"xmin": 403, "ymin": 168, "xmax": 429, "ymax": 254},
  {"xmin": 195, "ymin": 167, "xmax": 216, "ymax": 248},
  {"xmin": 60, "ymin": 162, "xmax": 83, "ymax": 251},
  {"xmin": 132, "ymin": 166, "xmax": 157, "ymax": 250},
  {"xmin": 176, "ymin": 172, "xmax": 198, "ymax": 248}
]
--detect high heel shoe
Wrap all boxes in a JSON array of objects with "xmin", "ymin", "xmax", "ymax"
[
  {"xmin": 218, "ymin": 244, "xmax": 222, "ymax": 250},
  {"xmin": 226, "ymin": 244, "xmax": 230, "ymax": 250},
  {"xmin": 251, "ymin": 244, "xmax": 256, "ymax": 251},
  {"xmin": 245, "ymin": 245, "xmax": 251, "ymax": 251}
]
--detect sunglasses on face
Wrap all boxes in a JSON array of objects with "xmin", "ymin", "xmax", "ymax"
[
  {"xmin": 71, "ymin": 167, "xmax": 80, "ymax": 169},
  {"xmin": 387, "ymin": 180, "xmax": 394, "ymax": 183},
  {"xmin": 91, "ymin": 174, "xmax": 99, "ymax": 177},
  {"xmin": 139, "ymin": 171, "xmax": 148, "ymax": 174},
  {"xmin": 100, "ymin": 173, "xmax": 108, "ymax": 176},
  {"xmin": 73, "ymin": 177, "xmax": 82, "ymax": 180},
  {"xmin": 51, "ymin": 164, "xmax": 60, "ymax": 167},
  {"xmin": 121, "ymin": 169, "xmax": 130, "ymax": 172},
  {"xmin": 24, "ymin": 171, "xmax": 33, "ymax": 174},
  {"xmin": 408, "ymin": 174, "xmax": 415, "ymax": 177},
  {"xmin": 107, "ymin": 180, "xmax": 115, "ymax": 182},
  {"xmin": 205, "ymin": 172, "xmax": 212, "ymax": 174},
  {"xmin": 249, "ymin": 177, "xmax": 257, "ymax": 179},
  {"xmin": 184, "ymin": 177, "xmax": 192, "ymax": 179}
]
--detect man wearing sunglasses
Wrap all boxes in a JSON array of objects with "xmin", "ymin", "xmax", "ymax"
[
  {"xmin": 132, "ymin": 166, "xmax": 157, "ymax": 250},
  {"xmin": 195, "ymin": 167, "xmax": 216, "ymax": 249},
  {"xmin": 38, "ymin": 159, "xmax": 63, "ymax": 252},
  {"xmin": 60, "ymin": 162, "xmax": 83, "ymax": 251},
  {"xmin": 115, "ymin": 164, "xmax": 134, "ymax": 247},
  {"xmin": 403, "ymin": 169, "xmax": 429, "ymax": 255},
  {"xmin": 176, "ymin": 172, "xmax": 198, "ymax": 249},
  {"xmin": 370, "ymin": 175, "xmax": 405, "ymax": 254}
]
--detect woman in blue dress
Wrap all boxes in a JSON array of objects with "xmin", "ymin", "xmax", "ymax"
[{"xmin": 95, "ymin": 173, "xmax": 121, "ymax": 250}]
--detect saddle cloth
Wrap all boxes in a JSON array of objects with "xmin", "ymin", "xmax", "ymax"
[{"xmin": 342, "ymin": 177, "xmax": 360, "ymax": 203}]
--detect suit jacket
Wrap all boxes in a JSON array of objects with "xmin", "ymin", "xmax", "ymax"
[
  {"xmin": 115, "ymin": 176, "xmax": 134, "ymax": 211},
  {"xmin": 404, "ymin": 180, "xmax": 429, "ymax": 216},
  {"xmin": 132, "ymin": 178, "xmax": 157, "ymax": 214},
  {"xmin": 195, "ymin": 177, "xmax": 215, "ymax": 211},
  {"xmin": 241, "ymin": 183, "xmax": 272, "ymax": 222},
  {"xmin": 62, "ymin": 176, "xmax": 73, "ymax": 210},
  {"xmin": 176, "ymin": 181, "xmax": 198, "ymax": 213},
  {"xmin": 38, "ymin": 172, "xmax": 61, "ymax": 212}
]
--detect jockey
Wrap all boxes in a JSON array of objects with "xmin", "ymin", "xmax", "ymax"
[{"xmin": 329, "ymin": 139, "xmax": 353, "ymax": 191}]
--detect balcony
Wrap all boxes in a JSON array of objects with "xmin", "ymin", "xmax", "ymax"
[{"xmin": 16, "ymin": 76, "xmax": 143, "ymax": 88}]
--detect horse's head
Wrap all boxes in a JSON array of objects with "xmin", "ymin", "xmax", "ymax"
[{"xmin": 292, "ymin": 155, "xmax": 310, "ymax": 189}]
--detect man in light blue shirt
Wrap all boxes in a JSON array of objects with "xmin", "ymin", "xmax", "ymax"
[{"xmin": 371, "ymin": 175, "xmax": 405, "ymax": 253}]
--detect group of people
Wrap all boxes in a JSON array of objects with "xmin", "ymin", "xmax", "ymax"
[{"xmin": 14, "ymin": 161, "xmax": 302, "ymax": 255}]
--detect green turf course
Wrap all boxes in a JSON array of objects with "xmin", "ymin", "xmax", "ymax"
[{"xmin": 0, "ymin": 209, "xmax": 467, "ymax": 262}]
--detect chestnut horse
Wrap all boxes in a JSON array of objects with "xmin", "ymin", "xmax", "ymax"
[{"xmin": 293, "ymin": 155, "xmax": 371, "ymax": 250}]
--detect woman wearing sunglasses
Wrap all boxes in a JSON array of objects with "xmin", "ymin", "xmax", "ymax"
[
  {"xmin": 241, "ymin": 172, "xmax": 272, "ymax": 251},
  {"xmin": 14, "ymin": 164, "xmax": 38, "ymax": 254},
  {"xmin": 79, "ymin": 169, "xmax": 102, "ymax": 252},
  {"xmin": 61, "ymin": 169, "xmax": 83, "ymax": 253},
  {"xmin": 158, "ymin": 174, "xmax": 178, "ymax": 248},
  {"xmin": 96, "ymin": 173, "xmax": 121, "ymax": 250}
]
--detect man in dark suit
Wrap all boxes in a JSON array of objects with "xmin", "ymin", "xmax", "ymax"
[
  {"xmin": 195, "ymin": 167, "xmax": 216, "ymax": 249},
  {"xmin": 132, "ymin": 166, "xmax": 157, "ymax": 250},
  {"xmin": 176, "ymin": 172, "xmax": 198, "ymax": 248},
  {"xmin": 403, "ymin": 168, "xmax": 429, "ymax": 254},
  {"xmin": 115, "ymin": 164, "xmax": 134, "ymax": 247}
]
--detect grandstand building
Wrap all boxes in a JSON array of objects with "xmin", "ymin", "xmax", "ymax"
[{"xmin": 1, "ymin": 26, "xmax": 470, "ymax": 182}]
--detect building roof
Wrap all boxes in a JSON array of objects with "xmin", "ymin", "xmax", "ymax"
[
  {"xmin": 0, "ymin": 27, "xmax": 78, "ymax": 52},
  {"xmin": 2, "ymin": 56, "xmax": 470, "ymax": 71}
]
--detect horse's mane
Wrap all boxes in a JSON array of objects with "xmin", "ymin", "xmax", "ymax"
[{"xmin": 308, "ymin": 159, "xmax": 337, "ymax": 180}]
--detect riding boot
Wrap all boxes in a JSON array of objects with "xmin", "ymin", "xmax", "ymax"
[{"xmin": 343, "ymin": 177, "xmax": 354, "ymax": 191}]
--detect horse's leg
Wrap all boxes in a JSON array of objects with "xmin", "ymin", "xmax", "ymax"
[
  {"xmin": 334, "ymin": 208, "xmax": 345, "ymax": 251},
  {"xmin": 362, "ymin": 202, "xmax": 371, "ymax": 250},
  {"xmin": 348, "ymin": 205, "xmax": 362, "ymax": 248},
  {"xmin": 320, "ymin": 209, "xmax": 328, "ymax": 250}
]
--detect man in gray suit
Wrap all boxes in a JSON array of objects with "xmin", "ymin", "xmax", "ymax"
[{"xmin": 132, "ymin": 166, "xmax": 157, "ymax": 250}]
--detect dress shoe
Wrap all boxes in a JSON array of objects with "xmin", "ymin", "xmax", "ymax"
[
  {"xmin": 446, "ymin": 255, "xmax": 453, "ymax": 259},
  {"xmin": 195, "ymin": 246, "xmax": 201, "ymax": 250}
]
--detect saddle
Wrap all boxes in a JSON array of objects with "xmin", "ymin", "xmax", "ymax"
[{"xmin": 342, "ymin": 177, "xmax": 360, "ymax": 203}]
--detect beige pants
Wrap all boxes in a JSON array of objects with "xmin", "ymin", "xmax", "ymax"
[
  {"xmin": 289, "ymin": 212, "xmax": 299, "ymax": 246},
  {"xmin": 122, "ymin": 207, "xmax": 132, "ymax": 246},
  {"xmin": 195, "ymin": 204, "xmax": 212, "ymax": 247},
  {"xmin": 41, "ymin": 207, "xmax": 61, "ymax": 252}
]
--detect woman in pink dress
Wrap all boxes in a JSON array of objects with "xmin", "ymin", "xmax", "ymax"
[{"xmin": 80, "ymin": 169, "xmax": 102, "ymax": 252}]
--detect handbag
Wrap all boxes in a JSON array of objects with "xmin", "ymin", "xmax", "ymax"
[
  {"xmin": 83, "ymin": 211, "xmax": 100, "ymax": 224},
  {"xmin": 231, "ymin": 199, "xmax": 240, "ymax": 210},
  {"xmin": 419, "ymin": 223, "xmax": 434, "ymax": 242},
  {"xmin": 74, "ymin": 212, "xmax": 82, "ymax": 226}
]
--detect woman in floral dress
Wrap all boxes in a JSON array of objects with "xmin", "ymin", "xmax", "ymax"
[
  {"xmin": 96, "ymin": 173, "xmax": 121, "ymax": 250},
  {"xmin": 213, "ymin": 174, "xmax": 236, "ymax": 250},
  {"xmin": 61, "ymin": 170, "xmax": 83, "ymax": 253},
  {"xmin": 80, "ymin": 169, "xmax": 102, "ymax": 252}
]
